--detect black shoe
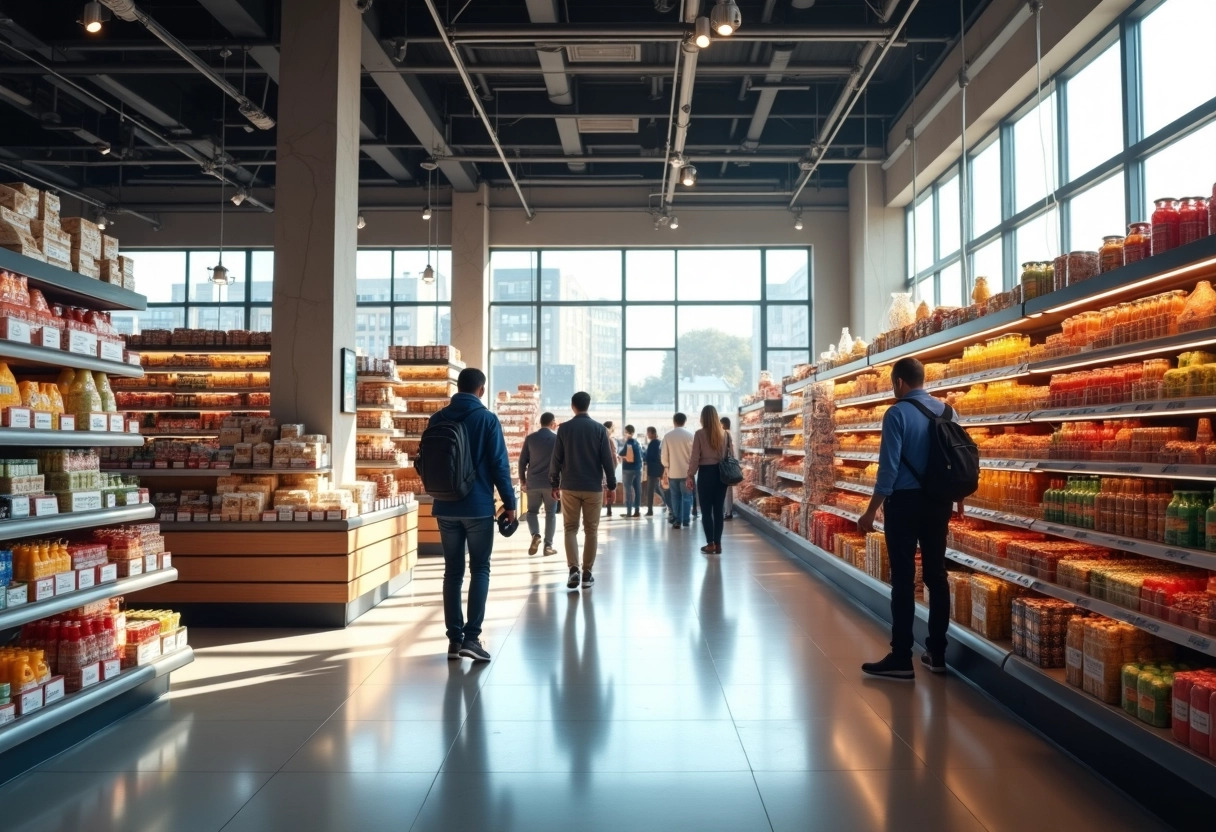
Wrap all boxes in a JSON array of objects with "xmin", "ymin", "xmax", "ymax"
[
  {"xmin": 724, "ymin": 514, "xmax": 734, "ymax": 521},
  {"xmin": 861, "ymin": 653, "xmax": 915, "ymax": 681},
  {"xmin": 567, "ymin": 567, "xmax": 580, "ymax": 590},
  {"xmin": 581, "ymin": 570, "xmax": 594, "ymax": 589},
  {"xmin": 447, "ymin": 640, "xmax": 463, "ymax": 660},
  {"xmin": 921, "ymin": 652, "xmax": 947, "ymax": 674},
  {"xmin": 646, "ymin": 510, "xmax": 653, "ymax": 516},
  {"xmin": 459, "ymin": 639, "xmax": 491, "ymax": 662}
]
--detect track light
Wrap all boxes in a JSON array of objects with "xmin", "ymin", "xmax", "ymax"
[
  {"xmin": 680, "ymin": 164, "xmax": 697, "ymax": 187},
  {"xmin": 95, "ymin": 142, "xmax": 111, "ymax": 156},
  {"xmin": 422, "ymin": 205, "xmax": 432, "ymax": 221},
  {"xmin": 710, "ymin": 0, "xmax": 741, "ymax": 35},
  {"xmin": 79, "ymin": 2, "xmax": 110, "ymax": 34},
  {"xmin": 95, "ymin": 214, "xmax": 108, "ymax": 231},
  {"xmin": 693, "ymin": 17, "xmax": 712, "ymax": 48},
  {"xmin": 794, "ymin": 213, "xmax": 804, "ymax": 231},
  {"xmin": 356, "ymin": 214, "xmax": 366, "ymax": 230},
  {"xmin": 669, "ymin": 216, "xmax": 679, "ymax": 230},
  {"xmin": 230, "ymin": 189, "xmax": 247, "ymax": 207}
]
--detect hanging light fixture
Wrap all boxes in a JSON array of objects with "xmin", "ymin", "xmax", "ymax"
[
  {"xmin": 356, "ymin": 214, "xmax": 366, "ymax": 230},
  {"xmin": 794, "ymin": 215, "xmax": 804, "ymax": 231},
  {"xmin": 693, "ymin": 17, "xmax": 712, "ymax": 49},
  {"xmin": 709, "ymin": 0, "xmax": 741, "ymax": 36},
  {"xmin": 79, "ymin": 1, "xmax": 110, "ymax": 34},
  {"xmin": 422, "ymin": 168, "xmax": 436, "ymax": 284},
  {"xmin": 210, "ymin": 52, "xmax": 235, "ymax": 287},
  {"xmin": 669, "ymin": 215, "xmax": 679, "ymax": 230},
  {"xmin": 680, "ymin": 164, "xmax": 697, "ymax": 187}
]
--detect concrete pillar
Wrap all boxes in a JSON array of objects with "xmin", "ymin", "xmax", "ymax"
[
  {"xmin": 270, "ymin": 0, "xmax": 362, "ymax": 481},
  {"xmin": 449, "ymin": 184, "xmax": 491, "ymax": 369}
]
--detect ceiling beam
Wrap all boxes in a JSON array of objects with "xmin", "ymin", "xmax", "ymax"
[
  {"xmin": 0, "ymin": 63, "xmax": 856, "ymax": 77},
  {"xmin": 361, "ymin": 9, "xmax": 477, "ymax": 191}
]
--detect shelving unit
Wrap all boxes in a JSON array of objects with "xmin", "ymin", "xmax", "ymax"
[
  {"xmin": 0, "ymin": 248, "xmax": 191, "ymax": 780},
  {"xmin": 737, "ymin": 239, "xmax": 1216, "ymax": 815},
  {"xmin": 119, "ymin": 467, "xmax": 331, "ymax": 478}
]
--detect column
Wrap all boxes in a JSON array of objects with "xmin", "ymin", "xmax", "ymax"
[
  {"xmin": 270, "ymin": 0, "xmax": 362, "ymax": 481},
  {"xmin": 449, "ymin": 184, "xmax": 491, "ymax": 370}
]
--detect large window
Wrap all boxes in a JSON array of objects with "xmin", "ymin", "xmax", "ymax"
[
  {"xmin": 908, "ymin": 0, "xmax": 1216, "ymax": 296},
  {"xmin": 112, "ymin": 249, "xmax": 451, "ymax": 356},
  {"xmin": 489, "ymin": 248, "xmax": 811, "ymax": 433}
]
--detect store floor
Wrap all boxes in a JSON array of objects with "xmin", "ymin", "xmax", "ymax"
[{"xmin": 2, "ymin": 513, "xmax": 1172, "ymax": 831}]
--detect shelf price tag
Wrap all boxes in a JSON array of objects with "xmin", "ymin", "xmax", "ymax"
[
  {"xmin": 40, "ymin": 326, "xmax": 60, "ymax": 349},
  {"xmin": 0, "ymin": 317, "xmax": 30, "ymax": 344},
  {"xmin": 99, "ymin": 340, "xmax": 124, "ymax": 362},
  {"xmin": 1187, "ymin": 634, "xmax": 1213, "ymax": 652},
  {"xmin": 67, "ymin": 330, "xmax": 98, "ymax": 357},
  {"xmin": 42, "ymin": 677, "xmax": 64, "ymax": 705},
  {"xmin": 79, "ymin": 663, "xmax": 100, "ymax": 690}
]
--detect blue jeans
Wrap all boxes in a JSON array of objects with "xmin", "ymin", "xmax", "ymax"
[
  {"xmin": 437, "ymin": 516, "xmax": 494, "ymax": 644},
  {"xmin": 622, "ymin": 469, "xmax": 642, "ymax": 513},
  {"xmin": 669, "ymin": 478, "xmax": 692, "ymax": 526}
]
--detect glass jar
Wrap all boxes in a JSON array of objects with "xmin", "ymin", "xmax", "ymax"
[
  {"xmin": 1124, "ymin": 222, "xmax": 1152, "ymax": 263},
  {"xmin": 1067, "ymin": 251, "xmax": 1100, "ymax": 285},
  {"xmin": 1038, "ymin": 262, "xmax": 1055, "ymax": 297},
  {"xmin": 1180, "ymin": 196, "xmax": 1209, "ymax": 246},
  {"xmin": 1151, "ymin": 198, "xmax": 1181, "ymax": 255},
  {"xmin": 1020, "ymin": 262, "xmax": 1040, "ymax": 300},
  {"xmin": 1098, "ymin": 236, "xmax": 1124, "ymax": 274}
]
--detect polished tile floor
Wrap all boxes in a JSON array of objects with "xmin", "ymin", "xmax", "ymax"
[{"xmin": 2, "ymin": 512, "xmax": 1172, "ymax": 831}]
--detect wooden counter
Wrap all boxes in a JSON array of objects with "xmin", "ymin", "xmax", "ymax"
[{"xmin": 131, "ymin": 504, "xmax": 419, "ymax": 627}]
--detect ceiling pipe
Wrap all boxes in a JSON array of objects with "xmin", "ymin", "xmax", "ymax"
[
  {"xmin": 742, "ymin": 43, "xmax": 795, "ymax": 150},
  {"xmin": 726, "ymin": 0, "xmax": 778, "ymax": 174},
  {"xmin": 882, "ymin": 0, "xmax": 1033, "ymax": 172},
  {"xmin": 525, "ymin": 0, "xmax": 584, "ymax": 172},
  {"xmin": 662, "ymin": 1, "xmax": 702, "ymax": 208},
  {"xmin": 0, "ymin": 63, "xmax": 857, "ymax": 77},
  {"xmin": 421, "ymin": 0, "xmax": 534, "ymax": 220},
  {"xmin": 0, "ymin": 40, "xmax": 272, "ymax": 211},
  {"xmin": 789, "ymin": 0, "xmax": 917, "ymax": 207},
  {"xmin": 97, "ymin": 1, "xmax": 274, "ymax": 130},
  {"xmin": 446, "ymin": 25, "xmax": 899, "ymax": 44},
  {"xmin": 437, "ymin": 154, "xmax": 873, "ymax": 164}
]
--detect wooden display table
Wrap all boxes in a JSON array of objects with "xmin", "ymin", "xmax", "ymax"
[{"xmin": 130, "ymin": 503, "xmax": 418, "ymax": 627}]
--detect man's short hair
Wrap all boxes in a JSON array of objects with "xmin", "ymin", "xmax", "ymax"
[
  {"xmin": 673, "ymin": 412, "xmax": 687, "ymax": 426},
  {"xmin": 571, "ymin": 391, "xmax": 591, "ymax": 411},
  {"xmin": 891, "ymin": 357, "xmax": 925, "ymax": 388},
  {"xmin": 457, "ymin": 368, "xmax": 486, "ymax": 394},
  {"xmin": 624, "ymin": 424, "xmax": 635, "ymax": 435},
  {"xmin": 647, "ymin": 426, "xmax": 657, "ymax": 437},
  {"xmin": 540, "ymin": 412, "xmax": 555, "ymax": 427}
]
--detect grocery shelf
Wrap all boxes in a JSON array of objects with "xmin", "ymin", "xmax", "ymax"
[
  {"xmin": 141, "ymin": 431, "xmax": 221, "ymax": 438},
  {"xmin": 0, "ymin": 429, "xmax": 144, "ymax": 448},
  {"xmin": 122, "ymin": 467, "xmax": 331, "ymax": 478},
  {"xmin": 355, "ymin": 405, "xmax": 404, "ymax": 412},
  {"xmin": 354, "ymin": 460, "xmax": 410, "ymax": 469},
  {"xmin": 753, "ymin": 484, "xmax": 801, "ymax": 501},
  {"xmin": 835, "ymin": 423, "xmax": 882, "ymax": 433},
  {"xmin": 833, "ymin": 480, "xmax": 875, "ymax": 496},
  {"xmin": 945, "ymin": 548, "xmax": 1216, "ymax": 658},
  {"xmin": 817, "ymin": 503, "xmax": 865, "ymax": 525},
  {"xmin": 1030, "ymin": 327, "xmax": 1216, "ymax": 376},
  {"xmin": 0, "ymin": 247, "xmax": 146, "ymax": 312},
  {"xmin": 783, "ymin": 374, "xmax": 818, "ymax": 393},
  {"xmin": 0, "ymin": 504, "xmax": 155, "ymax": 538},
  {"xmin": 1031, "ymin": 395, "xmax": 1216, "ymax": 422},
  {"xmin": 355, "ymin": 374, "xmax": 401, "ymax": 384},
  {"xmin": 739, "ymin": 399, "xmax": 781, "ymax": 415},
  {"xmin": 1029, "ymin": 459, "xmax": 1216, "ymax": 480},
  {"xmin": 395, "ymin": 357, "xmax": 465, "ymax": 369},
  {"xmin": 836, "ymin": 451, "xmax": 879, "ymax": 462},
  {"xmin": 810, "ymin": 357, "xmax": 868, "ymax": 384},
  {"xmin": 780, "ymin": 428, "xmax": 801, "ymax": 436},
  {"xmin": 0, "ymin": 340, "xmax": 143, "ymax": 379},
  {"xmin": 0, "ymin": 648, "xmax": 193, "ymax": 758},
  {"xmin": 357, "ymin": 428, "xmax": 405, "ymax": 437},
  {"xmin": 978, "ymin": 457, "xmax": 1042, "ymax": 470},
  {"xmin": 0, "ymin": 568, "xmax": 178, "ymax": 632},
  {"xmin": 957, "ymin": 412, "xmax": 1038, "ymax": 427},
  {"xmin": 780, "ymin": 407, "xmax": 803, "ymax": 417},
  {"xmin": 833, "ymin": 391, "xmax": 894, "ymax": 408},
  {"xmin": 113, "ymin": 387, "xmax": 270, "ymax": 395},
  {"xmin": 741, "ymin": 446, "xmax": 769, "ymax": 454},
  {"xmin": 119, "ymin": 407, "xmax": 269, "ymax": 413},
  {"xmin": 158, "ymin": 503, "xmax": 415, "ymax": 532},
  {"xmin": 132, "ymin": 345, "xmax": 270, "ymax": 355},
  {"xmin": 782, "ymin": 448, "xmax": 806, "ymax": 455},
  {"xmin": 777, "ymin": 471, "xmax": 804, "ymax": 482}
]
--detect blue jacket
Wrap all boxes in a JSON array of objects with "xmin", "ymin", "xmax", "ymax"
[
  {"xmin": 874, "ymin": 388, "xmax": 952, "ymax": 496},
  {"xmin": 620, "ymin": 437, "xmax": 642, "ymax": 471},
  {"xmin": 645, "ymin": 439, "xmax": 664, "ymax": 476},
  {"xmin": 427, "ymin": 393, "xmax": 516, "ymax": 518}
]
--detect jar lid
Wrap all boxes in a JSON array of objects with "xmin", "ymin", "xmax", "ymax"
[
  {"xmin": 1102, "ymin": 235, "xmax": 1125, "ymax": 241},
  {"xmin": 1153, "ymin": 197, "xmax": 1178, "ymax": 203}
]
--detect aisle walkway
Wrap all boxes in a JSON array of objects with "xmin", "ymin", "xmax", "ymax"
[{"xmin": 1, "ymin": 513, "xmax": 1170, "ymax": 831}]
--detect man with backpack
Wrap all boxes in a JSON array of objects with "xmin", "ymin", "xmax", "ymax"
[
  {"xmin": 858, "ymin": 357, "xmax": 976, "ymax": 681},
  {"xmin": 417, "ymin": 368, "xmax": 516, "ymax": 663},
  {"xmin": 550, "ymin": 391, "xmax": 616, "ymax": 590}
]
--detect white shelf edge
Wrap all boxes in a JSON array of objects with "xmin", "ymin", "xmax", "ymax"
[
  {"xmin": 0, "ymin": 568, "xmax": 178, "ymax": 631},
  {"xmin": 0, "ymin": 504, "xmax": 156, "ymax": 539},
  {"xmin": 0, "ymin": 429, "xmax": 145, "ymax": 448}
]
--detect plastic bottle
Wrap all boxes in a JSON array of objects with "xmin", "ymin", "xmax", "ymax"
[{"xmin": 1165, "ymin": 491, "xmax": 1184, "ymax": 545}]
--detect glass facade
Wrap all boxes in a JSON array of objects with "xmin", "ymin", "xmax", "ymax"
[
  {"xmin": 908, "ymin": 0, "xmax": 1216, "ymax": 295},
  {"xmin": 489, "ymin": 248, "xmax": 811, "ymax": 436}
]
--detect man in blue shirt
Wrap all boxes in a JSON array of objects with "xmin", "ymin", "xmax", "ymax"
[
  {"xmin": 429, "ymin": 368, "xmax": 516, "ymax": 663},
  {"xmin": 858, "ymin": 357, "xmax": 962, "ymax": 680}
]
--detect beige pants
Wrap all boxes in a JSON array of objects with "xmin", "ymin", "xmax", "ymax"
[{"xmin": 561, "ymin": 490, "xmax": 604, "ymax": 570}]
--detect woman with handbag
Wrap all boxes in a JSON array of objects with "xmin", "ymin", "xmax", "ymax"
[{"xmin": 686, "ymin": 405, "xmax": 743, "ymax": 554}]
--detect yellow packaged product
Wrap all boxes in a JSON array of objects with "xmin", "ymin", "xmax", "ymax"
[
  {"xmin": 93, "ymin": 371, "xmax": 116, "ymax": 412},
  {"xmin": 56, "ymin": 368, "xmax": 74, "ymax": 396},
  {"xmin": 0, "ymin": 362, "xmax": 21, "ymax": 409},
  {"xmin": 66, "ymin": 369, "xmax": 102, "ymax": 418}
]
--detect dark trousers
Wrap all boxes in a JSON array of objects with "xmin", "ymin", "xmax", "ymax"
[
  {"xmin": 882, "ymin": 489, "xmax": 952, "ymax": 659},
  {"xmin": 696, "ymin": 464, "xmax": 728, "ymax": 545},
  {"xmin": 438, "ymin": 516, "xmax": 494, "ymax": 644},
  {"xmin": 643, "ymin": 474, "xmax": 663, "ymax": 512}
]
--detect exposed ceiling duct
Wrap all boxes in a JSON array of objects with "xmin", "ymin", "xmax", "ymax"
[
  {"xmin": 661, "ymin": 0, "xmax": 702, "ymax": 207},
  {"xmin": 743, "ymin": 43, "xmax": 794, "ymax": 150},
  {"xmin": 97, "ymin": 0, "xmax": 275, "ymax": 130},
  {"xmin": 525, "ymin": 0, "xmax": 585, "ymax": 172}
]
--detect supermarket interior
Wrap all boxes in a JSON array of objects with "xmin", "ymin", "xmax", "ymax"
[{"xmin": 0, "ymin": 0, "xmax": 1210, "ymax": 829}]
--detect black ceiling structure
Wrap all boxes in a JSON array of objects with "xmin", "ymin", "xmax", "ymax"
[{"xmin": 0, "ymin": 1, "xmax": 989, "ymax": 215}]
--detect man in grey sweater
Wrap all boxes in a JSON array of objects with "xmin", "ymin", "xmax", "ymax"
[
  {"xmin": 550, "ymin": 391, "xmax": 617, "ymax": 591},
  {"xmin": 519, "ymin": 412, "xmax": 559, "ymax": 557}
]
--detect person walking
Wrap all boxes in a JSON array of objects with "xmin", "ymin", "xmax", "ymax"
[
  {"xmin": 424, "ymin": 368, "xmax": 516, "ymax": 663},
  {"xmin": 551, "ymin": 392, "xmax": 617, "ymax": 590},
  {"xmin": 519, "ymin": 412, "xmax": 559, "ymax": 557},
  {"xmin": 720, "ymin": 416, "xmax": 736, "ymax": 521},
  {"xmin": 858, "ymin": 357, "xmax": 964, "ymax": 680},
  {"xmin": 661, "ymin": 412, "xmax": 694, "ymax": 529},
  {"xmin": 642, "ymin": 426, "xmax": 664, "ymax": 517},
  {"xmin": 688, "ymin": 405, "xmax": 730, "ymax": 554},
  {"xmin": 620, "ymin": 425, "xmax": 643, "ymax": 519},
  {"xmin": 602, "ymin": 420, "xmax": 620, "ymax": 518}
]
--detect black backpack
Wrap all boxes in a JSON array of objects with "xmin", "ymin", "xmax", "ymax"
[
  {"xmin": 897, "ymin": 398, "xmax": 979, "ymax": 503},
  {"xmin": 416, "ymin": 410, "xmax": 477, "ymax": 501}
]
